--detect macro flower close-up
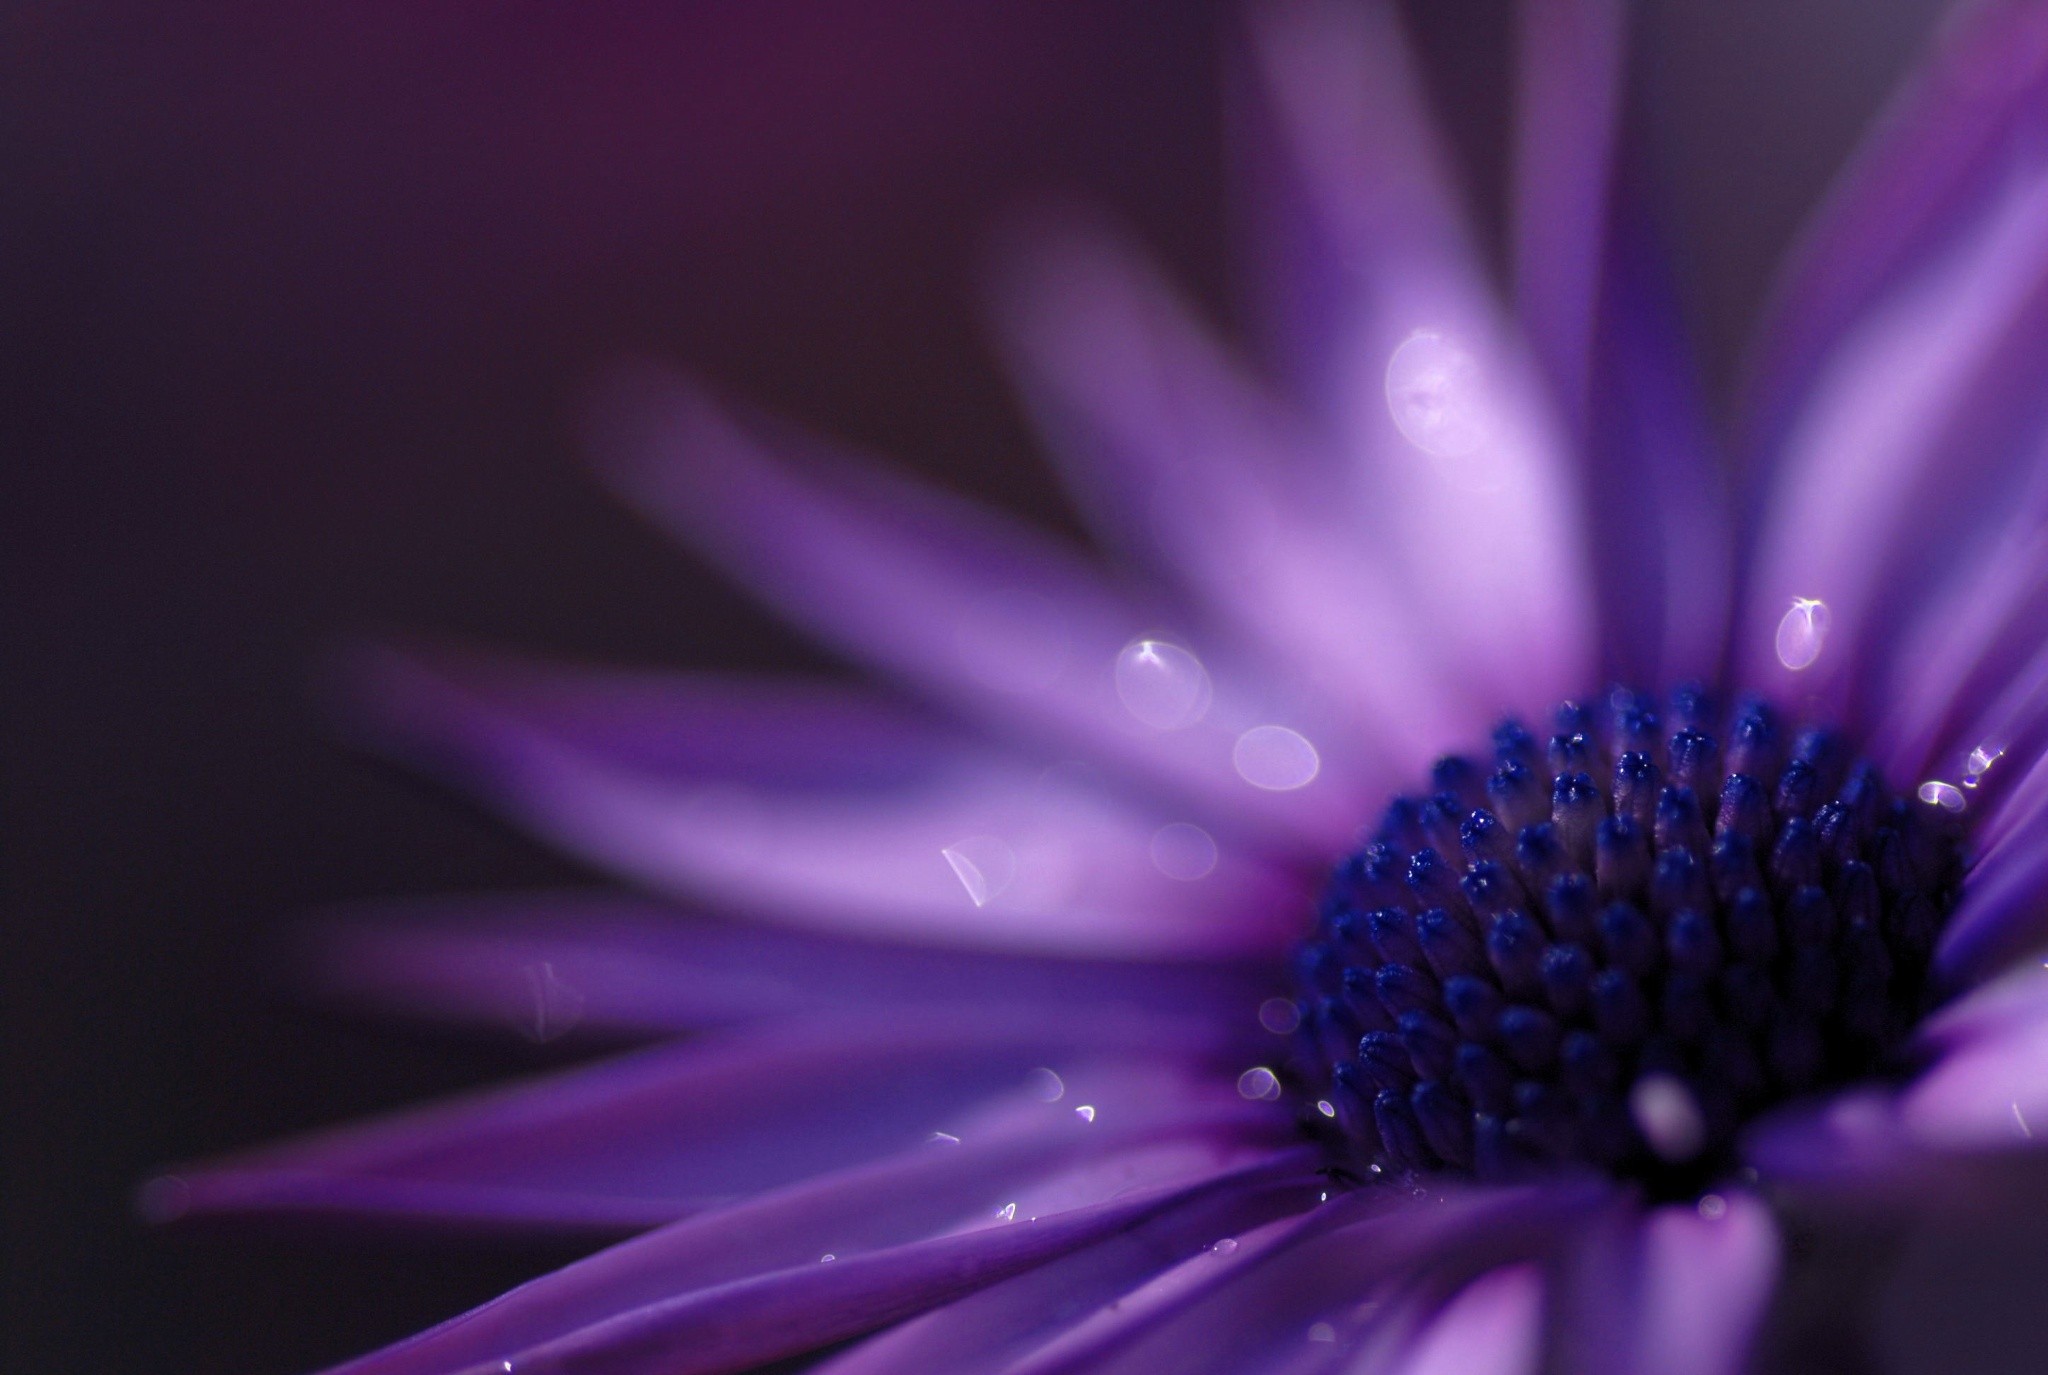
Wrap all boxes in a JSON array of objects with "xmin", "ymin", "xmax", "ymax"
[{"xmin": 24, "ymin": 0, "xmax": 2048, "ymax": 1371}]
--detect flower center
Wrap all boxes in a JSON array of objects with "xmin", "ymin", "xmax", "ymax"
[{"xmin": 1286, "ymin": 687, "xmax": 1964, "ymax": 1193}]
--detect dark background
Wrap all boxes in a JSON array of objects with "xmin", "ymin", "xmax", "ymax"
[{"xmin": 8, "ymin": 2, "xmax": 2013, "ymax": 1371}]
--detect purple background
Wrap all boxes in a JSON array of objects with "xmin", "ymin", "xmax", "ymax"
[{"xmin": 17, "ymin": 2, "xmax": 2035, "ymax": 1371}]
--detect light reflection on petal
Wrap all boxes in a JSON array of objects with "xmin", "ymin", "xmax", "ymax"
[
  {"xmin": 1112, "ymin": 637, "xmax": 1213, "ymax": 730},
  {"xmin": 1232, "ymin": 725, "xmax": 1321, "ymax": 791},
  {"xmin": 1918, "ymin": 780, "xmax": 1967, "ymax": 811},
  {"xmin": 1774, "ymin": 597, "xmax": 1831, "ymax": 671},
  {"xmin": 1385, "ymin": 328, "xmax": 1491, "ymax": 458},
  {"xmin": 940, "ymin": 836, "xmax": 1018, "ymax": 908},
  {"xmin": 1235, "ymin": 1066, "xmax": 1283, "ymax": 1101},
  {"xmin": 1149, "ymin": 822, "xmax": 1219, "ymax": 881}
]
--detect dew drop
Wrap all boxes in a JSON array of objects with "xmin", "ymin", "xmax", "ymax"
[
  {"xmin": 941, "ymin": 836, "xmax": 1017, "ymax": 907},
  {"xmin": 996, "ymin": 1202, "xmax": 1018, "ymax": 1222},
  {"xmin": 1026, "ymin": 1067, "xmax": 1065, "ymax": 1102},
  {"xmin": 1385, "ymin": 329, "xmax": 1489, "ymax": 457},
  {"xmin": 1150, "ymin": 822, "xmax": 1219, "ymax": 880},
  {"xmin": 1233, "ymin": 725, "xmax": 1320, "ymax": 791},
  {"xmin": 1212, "ymin": 1237, "xmax": 1240, "ymax": 1255},
  {"xmin": 518, "ymin": 961, "xmax": 585, "ymax": 1043},
  {"xmin": 1697, "ymin": 1194, "xmax": 1727, "ymax": 1221},
  {"xmin": 1774, "ymin": 597, "xmax": 1831, "ymax": 671},
  {"xmin": 1259, "ymin": 997, "xmax": 1302, "ymax": 1035},
  {"xmin": 1237, "ymin": 1066, "xmax": 1283, "ymax": 1101},
  {"xmin": 1918, "ymin": 780, "xmax": 1966, "ymax": 812},
  {"xmin": 1114, "ymin": 638, "xmax": 1212, "ymax": 730},
  {"xmin": 1965, "ymin": 743, "xmax": 2005, "ymax": 787},
  {"xmin": 1307, "ymin": 1322, "xmax": 1338, "ymax": 1344},
  {"xmin": 1074, "ymin": 1104, "xmax": 1097, "ymax": 1122}
]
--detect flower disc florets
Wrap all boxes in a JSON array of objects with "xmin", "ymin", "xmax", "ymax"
[{"xmin": 1288, "ymin": 686, "xmax": 1964, "ymax": 1194}]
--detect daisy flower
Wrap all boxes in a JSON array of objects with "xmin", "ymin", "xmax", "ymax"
[{"xmin": 151, "ymin": 2, "xmax": 2048, "ymax": 1371}]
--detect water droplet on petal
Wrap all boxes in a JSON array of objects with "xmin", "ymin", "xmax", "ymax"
[
  {"xmin": 1211, "ymin": 1237, "xmax": 1240, "ymax": 1255},
  {"xmin": 1307, "ymin": 1322, "xmax": 1338, "ymax": 1344},
  {"xmin": 1775, "ymin": 597, "xmax": 1831, "ymax": 671},
  {"xmin": 518, "ymin": 961, "xmax": 585, "ymax": 1043},
  {"xmin": 1697, "ymin": 1194, "xmax": 1727, "ymax": 1220},
  {"xmin": 927, "ymin": 1131, "xmax": 962, "ymax": 1146},
  {"xmin": 1965, "ymin": 743, "xmax": 2005, "ymax": 787},
  {"xmin": 1114, "ymin": 638, "xmax": 1212, "ymax": 730},
  {"xmin": 1074, "ymin": 1104, "xmax": 1096, "ymax": 1122},
  {"xmin": 1237, "ymin": 1066, "xmax": 1283, "ymax": 1101},
  {"xmin": 1315, "ymin": 1099, "xmax": 1337, "ymax": 1118},
  {"xmin": 1149, "ymin": 822, "xmax": 1219, "ymax": 880},
  {"xmin": 1233, "ymin": 725, "xmax": 1320, "ymax": 791},
  {"xmin": 1386, "ymin": 329, "xmax": 1489, "ymax": 457},
  {"xmin": 1259, "ymin": 997, "xmax": 1301, "ymax": 1035},
  {"xmin": 1918, "ymin": 780, "xmax": 1966, "ymax": 812},
  {"xmin": 941, "ymin": 836, "xmax": 1017, "ymax": 907},
  {"xmin": 1026, "ymin": 1067, "xmax": 1065, "ymax": 1102},
  {"xmin": 996, "ymin": 1202, "xmax": 1018, "ymax": 1222}
]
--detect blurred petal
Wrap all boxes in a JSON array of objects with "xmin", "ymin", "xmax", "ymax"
[
  {"xmin": 1512, "ymin": 0, "xmax": 1626, "ymax": 440},
  {"xmin": 1741, "ymin": 148, "xmax": 2048, "ymax": 713},
  {"xmin": 1544, "ymin": 1193, "xmax": 1773, "ymax": 1375},
  {"xmin": 1743, "ymin": 0, "xmax": 2048, "ymax": 459},
  {"xmin": 1627, "ymin": 1197, "xmax": 1778, "ymax": 1375},
  {"xmin": 811, "ymin": 1183, "xmax": 1321, "ymax": 1375},
  {"xmin": 155, "ymin": 1021, "xmax": 1269, "ymax": 1233},
  {"xmin": 308, "ymin": 892, "xmax": 1264, "ymax": 1040},
  {"xmin": 1240, "ymin": 0, "xmax": 1596, "ymax": 715},
  {"xmin": 999, "ymin": 1183, "xmax": 1606, "ymax": 1375},
  {"xmin": 1935, "ymin": 776, "xmax": 2048, "ymax": 982},
  {"xmin": 319, "ymin": 1149, "xmax": 1318, "ymax": 1375},
  {"xmin": 589, "ymin": 367, "xmax": 1362, "ymax": 851},
  {"xmin": 1903, "ymin": 998, "xmax": 2048, "ymax": 1149},
  {"xmin": 1581, "ymin": 185, "xmax": 1734, "ymax": 687},
  {"xmin": 347, "ymin": 647, "xmax": 1307, "ymax": 958},
  {"xmin": 1512, "ymin": 1, "xmax": 1732, "ymax": 687},
  {"xmin": 1870, "ymin": 456, "xmax": 2048, "ymax": 785},
  {"xmin": 1389, "ymin": 1263, "xmax": 1542, "ymax": 1375},
  {"xmin": 1748, "ymin": 1090, "xmax": 2048, "ymax": 1219},
  {"xmin": 991, "ymin": 216, "xmax": 1462, "ymax": 771}
]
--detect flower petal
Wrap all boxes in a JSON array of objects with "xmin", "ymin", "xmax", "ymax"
[
  {"xmin": 347, "ymin": 647, "xmax": 1307, "ymax": 958},
  {"xmin": 318, "ymin": 1148, "xmax": 1318, "ymax": 1375},
  {"xmin": 990, "ymin": 216, "xmax": 1464, "ymax": 770},
  {"xmin": 152, "ymin": 1020, "xmax": 1267, "ymax": 1233},
  {"xmin": 587, "ymin": 368, "xmax": 1361, "ymax": 852},
  {"xmin": 996, "ymin": 1183, "xmax": 1606, "ymax": 1375},
  {"xmin": 1512, "ymin": 0, "xmax": 1626, "ymax": 441},
  {"xmin": 1903, "ymin": 1001, "xmax": 2048, "ymax": 1150},
  {"xmin": 1238, "ymin": 0, "xmax": 1596, "ymax": 716},
  {"xmin": 1870, "ymin": 478, "xmax": 2048, "ymax": 786},
  {"xmin": 1933, "ymin": 774, "xmax": 2048, "ymax": 983},
  {"xmin": 1743, "ymin": 0, "xmax": 2048, "ymax": 461},
  {"xmin": 1512, "ymin": 1, "xmax": 1733, "ymax": 687},
  {"xmin": 1389, "ymin": 1263, "xmax": 1544, "ymax": 1375},
  {"xmin": 1625, "ymin": 1196, "xmax": 1778, "ymax": 1375},
  {"xmin": 308, "ymin": 892, "xmax": 1264, "ymax": 1040},
  {"xmin": 1740, "ymin": 132, "xmax": 2048, "ymax": 711},
  {"xmin": 811, "ymin": 1187, "xmax": 1322, "ymax": 1375}
]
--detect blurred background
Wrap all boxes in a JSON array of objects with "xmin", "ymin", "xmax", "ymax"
[{"xmin": 3, "ymin": 1, "xmax": 1989, "ymax": 1370}]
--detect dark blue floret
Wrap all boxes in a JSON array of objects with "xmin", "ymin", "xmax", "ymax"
[{"xmin": 1286, "ymin": 686, "xmax": 1965, "ymax": 1193}]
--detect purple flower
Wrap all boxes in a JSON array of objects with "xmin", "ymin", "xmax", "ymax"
[{"xmin": 151, "ymin": 2, "xmax": 2048, "ymax": 1371}]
